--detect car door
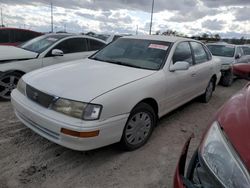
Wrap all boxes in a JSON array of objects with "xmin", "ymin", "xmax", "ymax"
[
  {"xmin": 190, "ymin": 42, "xmax": 213, "ymax": 94},
  {"xmin": 235, "ymin": 46, "xmax": 247, "ymax": 64},
  {"xmin": 163, "ymin": 41, "xmax": 197, "ymax": 111},
  {"xmin": 42, "ymin": 37, "xmax": 88, "ymax": 67}
]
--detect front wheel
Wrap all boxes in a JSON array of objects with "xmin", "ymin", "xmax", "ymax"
[
  {"xmin": 120, "ymin": 103, "xmax": 156, "ymax": 151},
  {"xmin": 220, "ymin": 70, "xmax": 233, "ymax": 87},
  {"xmin": 0, "ymin": 72, "xmax": 22, "ymax": 100},
  {"xmin": 200, "ymin": 79, "xmax": 214, "ymax": 103}
]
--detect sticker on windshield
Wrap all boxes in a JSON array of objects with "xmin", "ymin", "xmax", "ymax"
[
  {"xmin": 148, "ymin": 44, "xmax": 169, "ymax": 50},
  {"xmin": 47, "ymin": 37, "xmax": 58, "ymax": 42}
]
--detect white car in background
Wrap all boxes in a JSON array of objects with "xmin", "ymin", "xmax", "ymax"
[
  {"xmin": 11, "ymin": 35, "xmax": 221, "ymax": 151},
  {"xmin": 0, "ymin": 34, "xmax": 106, "ymax": 99}
]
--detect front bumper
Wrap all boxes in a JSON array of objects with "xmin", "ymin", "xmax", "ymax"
[{"xmin": 11, "ymin": 89, "xmax": 129, "ymax": 151}]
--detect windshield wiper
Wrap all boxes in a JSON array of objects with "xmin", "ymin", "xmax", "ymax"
[
  {"xmin": 89, "ymin": 57, "xmax": 108, "ymax": 62},
  {"xmin": 105, "ymin": 59, "xmax": 145, "ymax": 69},
  {"xmin": 90, "ymin": 57, "xmax": 154, "ymax": 70}
]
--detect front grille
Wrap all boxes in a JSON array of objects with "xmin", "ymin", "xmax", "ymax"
[{"xmin": 26, "ymin": 85, "xmax": 55, "ymax": 108}]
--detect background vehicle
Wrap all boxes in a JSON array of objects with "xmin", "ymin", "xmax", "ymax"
[
  {"xmin": 11, "ymin": 35, "xmax": 221, "ymax": 151},
  {"xmin": 0, "ymin": 27, "xmax": 42, "ymax": 46},
  {"xmin": 85, "ymin": 32, "xmax": 130, "ymax": 43},
  {"xmin": 0, "ymin": 34, "xmax": 107, "ymax": 99},
  {"xmin": 174, "ymin": 63, "xmax": 250, "ymax": 188},
  {"xmin": 207, "ymin": 43, "xmax": 250, "ymax": 86}
]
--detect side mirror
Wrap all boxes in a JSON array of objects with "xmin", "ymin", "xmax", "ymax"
[
  {"xmin": 170, "ymin": 61, "xmax": 190, "ymax": 72},
  {"xmin": 235, "ymin": 53, "xmax": 241, "ymax": 59},
  {"xmin": 51, "ymin": 49, "xmax": 64, "ymax": 56}
]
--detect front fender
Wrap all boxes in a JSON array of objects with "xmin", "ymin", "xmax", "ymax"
[{"xmin": 91, "ymin": 71, "xmax": 165, "ymax": 120}]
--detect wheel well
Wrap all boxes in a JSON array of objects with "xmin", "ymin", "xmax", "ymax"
[
  {"xmin": 211, "ymin": 75, "xmax": 217, "ymax": 91},
  {"xmin": 136, "ymin": 98, "xmax": 159, "ymax": 118},
  {"xmin": 4, "ymin": 70, "xmax": 26, "ymax": 76}
]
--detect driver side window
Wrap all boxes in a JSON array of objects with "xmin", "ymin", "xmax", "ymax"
[
  {"xmin": 46, "ymin": 38, "xmax": 87, "ymax": 57},
  {"xmin": 173, "ymin": 42, "xmax": 193, "ymax": 65}
]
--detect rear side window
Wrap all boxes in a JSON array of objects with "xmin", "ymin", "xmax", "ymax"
[
  {"xmin": 173, "ymin": 42, "xmax": 193, "ymax": 65},
  {"xmin": 190, "ymin": 42, "xmax": 208, "ymax": 64},
  {"xmin": 235, "ymin": 47, "xmax": 243, "ymax": 56},
  {"xmin": 0, "ymin": 30, "xmax": 10, "ymax": 43},
  {"xmin": 242, "ymin": 47, "xmax": 250, "ymax": 55},
  {"xmin": 203, "ymin": 45, "xmax": 212, "ymax": 60},
  {"xmin": 88, "ymin": 39, "xmax": 105, "ymax": 51},
  {"xmin": 54, "ymin": 38, "xmax": 87, "ymax": 54}
]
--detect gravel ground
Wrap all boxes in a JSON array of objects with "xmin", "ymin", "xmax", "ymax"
[{"xmin": 0, "ymin": 79, "xmax": 247, "ymax": 188}]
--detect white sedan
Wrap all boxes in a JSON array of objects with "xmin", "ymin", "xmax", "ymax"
[
  {"xmin": 0, "ymin": 34, "xmax": 106, "ymax": 99},
  {"xmin": 11, "ymin": 35, "xmax": 221, "ymax": 151}
]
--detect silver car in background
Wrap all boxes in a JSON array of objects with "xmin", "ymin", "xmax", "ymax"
[{"xmin": 207, "ymin": 43, "xmax": 250, "ymax": 86}]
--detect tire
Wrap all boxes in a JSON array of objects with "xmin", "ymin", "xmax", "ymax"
[
  {"xmin": 200, "ymin": 78, "xmax": 214, "ymax": 103},
  {"xmin": 0, "ymin": 72, "xmax": 22, "ymax": 100},
  {"xmin": 220, "ymin": 70, "xmax": 233, "ymax": 87},
  {"xmin": 120, "ymin": 103, "xmax": 156, "ymax": 151}
]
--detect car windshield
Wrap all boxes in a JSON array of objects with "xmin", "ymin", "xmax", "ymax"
[
  {"xmin": 207, "ymin": 44, "xmax": 235, "ymax": 57},
  {"xmin": 20, "ymin": 35, "xmax": 66, "ymax": 53},
  {"xmin": 90, "ymin": 38, "xmax": 171, "ymax": 70}
]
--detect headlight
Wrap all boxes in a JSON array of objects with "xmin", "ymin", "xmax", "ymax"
[
  {"xmin": 200, "ymin": 122, "xmax": 250, "ymax": 188},
  {"xmin": 17, "ymin": 78, "xmax": 26, "ymax": 95},
  {"xmin": 51, "ymin": 98, "xmax": 102, "ymax": 120}
]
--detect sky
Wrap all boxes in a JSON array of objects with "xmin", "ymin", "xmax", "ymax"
[{"xmin": 1, "ymin": 0, "xmax": 250, "ymax": 38}]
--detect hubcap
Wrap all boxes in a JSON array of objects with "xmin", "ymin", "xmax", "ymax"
[
  {"xmin": 125, "ymin": 112, "xmax": 152, "ymax": 145},
  {"xmin": 0, "ymin": 75, "xmax": 19, "ymax": 99}
]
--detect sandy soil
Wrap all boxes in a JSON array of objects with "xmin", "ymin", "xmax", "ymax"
[{"xmin": 0, "ymin": 79, "xmax": 247, "ymax": 188}]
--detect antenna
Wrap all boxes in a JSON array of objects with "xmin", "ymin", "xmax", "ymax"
[{"xmin": 149, "ymin": 0, "xmax": 155, "ymax": 35}]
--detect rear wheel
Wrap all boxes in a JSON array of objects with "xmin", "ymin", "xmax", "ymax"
[
  {"xmin": 200, "ymin": 78, "xmax": 214, "ymax": 103},
  {"xmin": 0, "ymin": 72, "xmax": 22, "ymax": 100},
  {"xmin": 120, "ymin": 103, "xmax": 156, "ymax": 151}
]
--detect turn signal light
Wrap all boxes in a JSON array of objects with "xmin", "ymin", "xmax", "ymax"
[{"xmin": 61, "ymin": 128, "xmax": 99, "ymax": 138}]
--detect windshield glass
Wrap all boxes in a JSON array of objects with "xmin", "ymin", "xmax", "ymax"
[
  {"xmin": 90, "ymin": 38, "xmax": 171, "ymax": 70},
  {"xmin": 20, "ymin": 35, "xmax": 66, "ymax": 53},
  {"xmin": 207, "ymin": 44, "xmax": 235, "ymax": 57}
]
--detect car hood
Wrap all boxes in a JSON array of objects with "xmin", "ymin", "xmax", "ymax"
[
  {"xmin": 217, "ymin": 83, "xmax": 250, "ymax": 170},
  {"xmin": 0, "ymin": 45, "xmax": 38, "ymax": 61},
  {"xmin": 214, "ymin": 56, "xmax": 234, "ymax": 65},
  {"xmin": 23, "ymin": 59, "xmax": 156, "ymax": 102}
]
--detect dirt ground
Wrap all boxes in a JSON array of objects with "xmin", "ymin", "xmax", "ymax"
[{"xmin": 0, "ymin": 79, "xmax": 247, "ymax": 188}]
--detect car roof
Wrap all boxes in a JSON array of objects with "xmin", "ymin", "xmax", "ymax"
[
  {"xmin": 207, "ymin": 42, "xmax": 235, "ymax": 47},
  {"xmin": 122, "ymin": 35, "xmax": 194, "ymax": 43},
  {"xmin": 41, "ymin": 33, "xmax": 107, "ymax": 43}
]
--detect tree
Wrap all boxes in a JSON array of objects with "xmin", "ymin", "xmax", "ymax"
[
  {"xmin": 202, "ymin": 33, "xmax": 209, "ymax": 38},
  {"xmin": 214, "ymin": 34, "xmax": 221, "ymax": 40}
]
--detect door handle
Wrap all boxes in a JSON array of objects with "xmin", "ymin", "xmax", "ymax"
[{"xmin": 191, "ymin": 73, "xmax": 197, "ymax": 77}]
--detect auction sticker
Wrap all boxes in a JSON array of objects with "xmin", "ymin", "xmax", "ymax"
[{"xmin": 148, "ymin": 44, "xmax": 169, "ymax": 50}]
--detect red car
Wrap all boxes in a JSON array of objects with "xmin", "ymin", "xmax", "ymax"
[
  {"xmin": 0, "ymin": 27, "xmax": 42, "ymax": 46},
  {"xmin": 174, "ymin": 63, "xmax": 250, "ymax": 188}
]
